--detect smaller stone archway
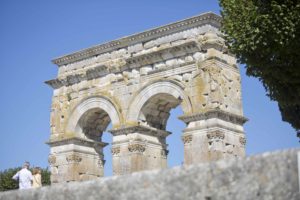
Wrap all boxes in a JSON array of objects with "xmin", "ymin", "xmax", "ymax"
[
  {"xmin": 66, "ymin": 96, "xmax": 121, "ymax": 136},
  {"xmin": 127, "ymin": 80, "xmax": 192, "ymax": 123},
  {"xmin": 109, "ymin": 80, "xmax": 192, "ymax": 173},
  {"xmin": 48, "ymin": 96, "xmax": 121, "ymax": 183}
]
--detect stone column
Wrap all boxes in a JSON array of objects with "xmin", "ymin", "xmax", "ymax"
[
  {"xmin": 47, "ymin": 137, "xmax": 107, "ymax": 183},
  {"xmin": 110, "ymin": 125, "xmax": 169, "ymax": 175},
  {"xmin": 179, "ymin": 110, "xmax": 247, "ymax": 165}
]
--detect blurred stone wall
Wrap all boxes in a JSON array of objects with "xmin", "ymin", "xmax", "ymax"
[{"xmin": 1, "ymin": 148, "xmax": 299, "ymax": 200}]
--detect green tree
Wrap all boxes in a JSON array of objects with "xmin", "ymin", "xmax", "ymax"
[
  {"xmin": 219, "ymin": 0, "xmax": 300, "ymax": 132},
  {"xmin": 0, "ymin": 167, "xmax": 20, "ymax": 191},
  {"xmin": 0, "ymin": 167, "xmax": 51, "ymax": 191},
  {"xmin": 40, "ymin": 168, "xmax": 51, "ymax": 186}
]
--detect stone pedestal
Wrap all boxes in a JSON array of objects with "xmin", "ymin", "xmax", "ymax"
[
  {"xmin": 110, "ymin": 125, "xmax": 169, "ymax": 175},
  {"xmin": 47, "ymin": 137, "xmax": 107, "ymax": 183},
  {"xmin": 179, "ymin": 110, "xmax": 247, "ymax": 165}
]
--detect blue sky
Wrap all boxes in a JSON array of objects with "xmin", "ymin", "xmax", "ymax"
[{"xmin": 0, "ymin": 0, "xmax": 298, "ymax": 176}]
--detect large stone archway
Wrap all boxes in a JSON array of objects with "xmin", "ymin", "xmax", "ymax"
[
  {"xmin": 46, "ymin": 12, "xmax": 247, "ymax": 183},
  {"xmin": 47, "ymin": 96, "xmax": 121, "ymax": 183}
]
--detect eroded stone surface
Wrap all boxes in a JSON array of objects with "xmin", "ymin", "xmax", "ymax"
[
  {"xmin": 46, "ymin": 12, "xmax": 247, "ymax": 183},
  {"xmin": 0, "ymin": 149, "xmax": 299, "ymax": 200}
]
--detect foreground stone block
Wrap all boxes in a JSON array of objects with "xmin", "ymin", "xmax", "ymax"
[{"xmin": 1, "ymin": 148, "xmax": 299, "ymax": 200}]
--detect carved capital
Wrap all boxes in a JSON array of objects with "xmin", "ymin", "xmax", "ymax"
[
  {"xmin": 182, "ymin": 135, "xmax": 193, "ymax": 144},
  {"xmin": 66, "ymin": 154, "xmax": 82, "ymax": 163},
  {"xmin": 48, "ymin": 155, "xmax": 56, "ymax": 165},
  {"xmin": 128, "ymin": 144, "xmax": 146, "ymax": 153},
  {"xmin": 98, "ymin": 159, "xmax": 105, "ymax": 168},
  {"xmin": 111, "ymin": 147, "xmax": 121, "ymax": 156},
  {"xmin": 161, "ymin": 149, "xmax": 169, "ymax": 158},
  {"xmin": 207, "ymin": 130, "xmax": 225, "ymax": 141},
  {"xmin": 179, "ymin": 110, "xmax": 248, "ymax": 125},
  {"xmin": 239, "ymin": 137, "xmax": 246, "ymax": 146},
  {"xmin": 225, "ymin": 144, "xmax": 234, "ymax": 154}
]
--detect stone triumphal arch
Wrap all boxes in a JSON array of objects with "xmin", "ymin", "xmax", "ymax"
[{"xmin": 46, "ymin": 12, "xmax": 247, "ymax": 183}]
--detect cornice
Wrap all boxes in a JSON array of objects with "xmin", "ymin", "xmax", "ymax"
[
  {"xmin": 52, "ymin": 12, "xmax": 221, "ymax": 66},
  {"xmin": 45, "ymin": 40, "xmax": 199, "ymax": 89},
  {"xmin": 46, "ymin": 137, "xmax": 108, "ymax": 148},
  {"xmin": 126, "ymin": 40, "xmax": 200, "ymax": 69},
  {"xmin": 178, "ymin": 109, "xmax": 248, "ymax": 125},
  {"xmin": 109, "ymin": 125, "xmax": 170, "ymax": 138}
]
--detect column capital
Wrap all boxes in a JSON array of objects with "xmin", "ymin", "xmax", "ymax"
[
  {"xmin": 66, "ymin": 154, "xmax": 82, "ymax": 164},
  {"xmin": 111, "ymin": 147, "xmax": 121, "ymax": 156},
  {"xmin": 48, "ymin": 155, "xmax": 56, "ymax": 166},
  {"xmin": 239, "ymin": 136, "xmax": 247, "ymax": 146},
  {"xmin": 178, "ymin": 109, "xmax": 248, "ymax": 125},
  {"xmin": 207, "ymin": 130, "xmax": 225, "ymax": 141},
  {"xmin": 46, "ymin": 137, "xmax": 108, "ymax": 148},
  {"xmin": 128, "ymin": 144, "xmax": 146, "ymax": 153},
  {"xmin": 182, "ymin": 134, "xmax": 193, "ymax": 144}
]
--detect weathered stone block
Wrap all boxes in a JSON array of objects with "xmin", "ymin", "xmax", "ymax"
[{"xmin": 1, "ymin": 149, "xmax": 299, "ymax": 200}]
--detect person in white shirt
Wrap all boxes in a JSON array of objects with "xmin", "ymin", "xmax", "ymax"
[{"xmin": 12, "ymin": 162, "xmax": 33, "ymax": 189}]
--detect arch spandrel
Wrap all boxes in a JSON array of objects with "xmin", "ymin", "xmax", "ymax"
[
  {"xmin": 127, "ymin": 80, "xmax": 192, "ymax": 124},
  {"xmin": 66, "ymin": 96, "xmax": 122, "ymax": 136}
]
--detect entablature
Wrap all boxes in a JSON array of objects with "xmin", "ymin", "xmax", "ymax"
[
  {"xmin": 109, "ymin": 125, "xmax": 171, "ymax": 138},
  {"xmin": 178, "ymin": 109, "xmax": 248, "ymax": 126},
  {"xmin": 52, "ymin": 12, "xmax": 221, "ymax": 66}
]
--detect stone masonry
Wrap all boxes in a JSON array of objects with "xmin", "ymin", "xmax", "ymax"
[
  {"xmin": 0, "ymin": 149, "xmax": 298, "ymax": 200},
  {"xmin": 46, "ymin": 12, "xmax": 247, "ymax": 183}
]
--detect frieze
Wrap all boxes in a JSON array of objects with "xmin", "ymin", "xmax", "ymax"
[
  {"xmin": 207, "ymin": 130, "xmax": 225, "ymax": 140},
  {"xmin": 183, "ymin": 123, "xmax": 244, "ymax": 134},
  {"xmin": 200, "ymin": 31, "xmax": 226, "ymax": 51},
  {"xmin": 52, "ymin": 13, "xmax": 221, "ymax": 66},
  {"xmin": 48, "ymin": 155, "xmax": 56, "ymax": 165},
  {"xmin": 182, "ymin": 135, "xmax": 193, "ymax": 144},
  {"xmin": 126, "ymin": 40, "xmax": 199, "ymax": 69},
  {"xmin": 98, "ymin": 159, "xmax": 105, "ymax": 168},
  {"xmin": 128, "ymin": 144, "xmax": 146, "ymax": 153},
  {"xmin": 46, "ymin": 47, "xmax": 198, "ymax": 89},
  {"xmin": 239, "ymin": 137, "xmax": 246, "ymax": 146},
  {"xmin": 109, "ymin": 125, "xmax": 170, "ymax": 138},
  {"xmin": 86, "ymin": 64, "xmax": 109, "ymax": 80},
  {"xmin": 178, "ymin": 109, "xmax": 248, "ymax": 125},
  {"xmin": 66, "ymin": 154, "xmax": 82, "ymax": 163},
  {"xmin": 66, "ymin": 73, "xmax": 85, "ymax": 86},
  {"xmin": 200, "ymin": 57, "xmax": 239, "ymax": 73},
  {"xmin": 111, "ymin": 147, "xmax": 121, "ymax": 156},
  {"xmin": 146, "ymin": 60, "xmax": 194, "ymax": 75},
  {"xmin": 161, "ymin": 149, "xmax": 169, "ymax": 158}
]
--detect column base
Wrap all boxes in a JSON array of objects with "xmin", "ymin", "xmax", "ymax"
[
  {"xmin": 110, "ymin": 125, "xmax": 169, "ymax": 175},
  {"xmin": 179, "ymin": 110, "xmax": 247, "ymax": 165},
  {"xmin": 47, "ymin": 137, "xmax": 107, "ymax": 183}
]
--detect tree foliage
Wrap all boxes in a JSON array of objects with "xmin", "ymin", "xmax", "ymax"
[
  {"xmin": 40, "ymin": 168, "xmax": 51, "ymax": 186},
  {"xmin": 220, "ymin": 0, "xmax": 300, "ymax": 131},
  {"xmin": 0, "ymin": 167, "xmax": 20, "ymax": 191},
  {"xmin": 0, "ymin": 167, "xmax": 51, "ymax": 191}
]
